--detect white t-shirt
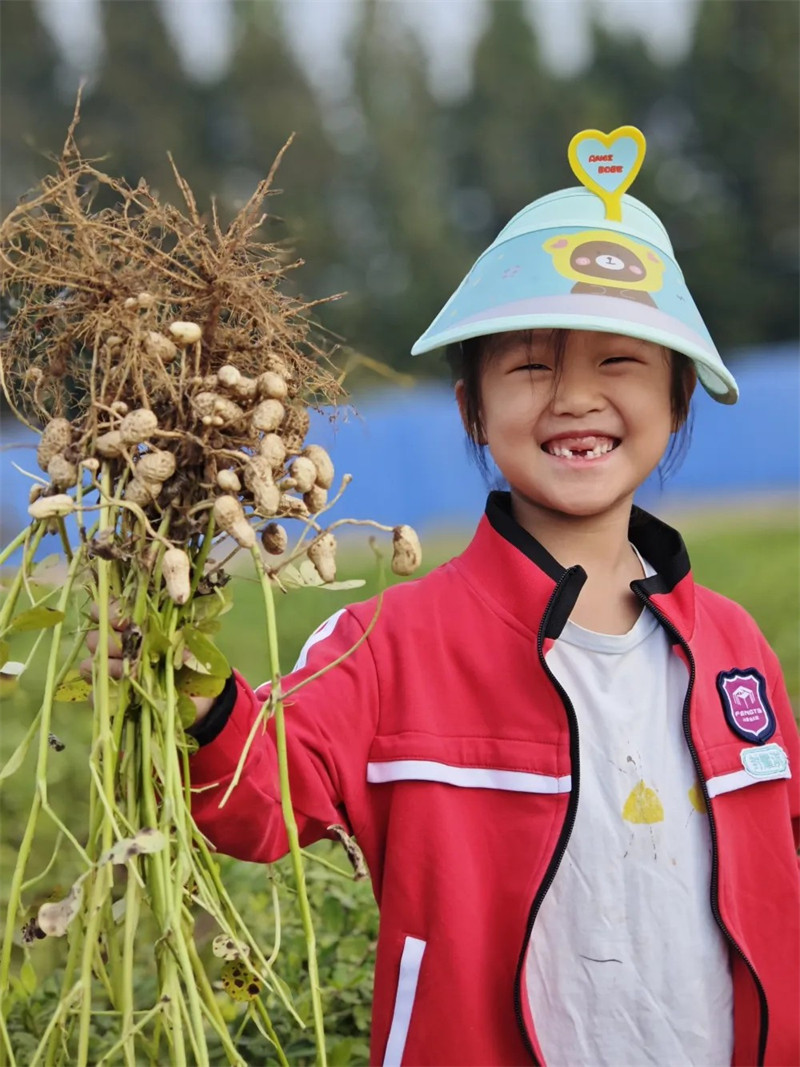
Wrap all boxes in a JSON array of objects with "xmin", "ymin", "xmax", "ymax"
[{"xmin": 526, "ymin": 557, "xmax": 734, "ymax": 1067}]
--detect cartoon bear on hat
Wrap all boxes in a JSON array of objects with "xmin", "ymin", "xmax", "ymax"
[{"xmin": 544, "ymin": 230, "xmax": 665, "ymax": 306}]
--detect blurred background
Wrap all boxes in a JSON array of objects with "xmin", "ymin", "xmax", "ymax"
[
  {"xmin": 0, "ymin": 5, "xmax": 796, "ymax": 1057},
  {"xmin": 1, "ymin": 0, "xmax": 798, "ymax": 536},
  {"xmin": 1, "ymin": 0, "xmax": 797, "ymax": 661}
]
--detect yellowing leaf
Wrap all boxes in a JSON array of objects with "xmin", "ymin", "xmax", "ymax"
[
  {"xmin": 175, "ymin": 666, "xmax": 227, "ymax": 699},
  {"xmin": 212, "ymin": 934, "xmax": 250, "ymax": 961},
  {"xmin": 221, "ymin": 959, "xmax": 261, "ymax": 1002},
  {"xmin": 100, "ymin": 828, "xmax": 167, "ymax": 866},
  {"xmin": 54, "ymin": 670, "xmax": 92, "ymax": 703},
  {"xmin": 38, "ymin": 883, "xmax": 82, "ymax": 937},
  {"xmin": 8, "ymin": 607, "xmax": 65, "ymax": 634}
]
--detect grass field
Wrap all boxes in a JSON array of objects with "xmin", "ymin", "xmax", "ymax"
[{"xmin": 1, "ymin": 504, "xmax": 797, "ymax": 1063}]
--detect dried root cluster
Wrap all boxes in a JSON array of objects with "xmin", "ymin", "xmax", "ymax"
[{"xmin": 0, "ymin": 109, "xmax": 421, "ymax": 585}]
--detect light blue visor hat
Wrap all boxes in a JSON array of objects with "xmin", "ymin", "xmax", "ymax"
[{"xmin": 411, "ymin": 133, "xmax": 738, "ymax": 404}]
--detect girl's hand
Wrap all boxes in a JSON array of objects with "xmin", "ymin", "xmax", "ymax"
[{"xmin": 80, "ymin": 603, "xmax": 217, "ymax": 724}]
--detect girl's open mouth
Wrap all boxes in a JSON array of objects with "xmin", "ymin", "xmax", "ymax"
[{"xmin": 541, "ymin": 435, "xmax": 620, "ymax": 460}]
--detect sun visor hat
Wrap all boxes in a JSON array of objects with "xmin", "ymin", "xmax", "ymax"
[{"xmin": 411, "ymin": 126, "xmax": 738, "ymax": 404}]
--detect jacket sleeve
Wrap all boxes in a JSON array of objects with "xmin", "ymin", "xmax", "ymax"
[
  {"xmin": 187, "ymin": 607, "xmax": 380, "ymax": 865},
  {"xmin": 762, "ymin": 640, "xmax": 800, "ymax": 853}
]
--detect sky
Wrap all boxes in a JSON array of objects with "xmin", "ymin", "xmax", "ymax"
[{"xmin": 37, "ymin": 0, "xmax": 698, "ymax": 100}]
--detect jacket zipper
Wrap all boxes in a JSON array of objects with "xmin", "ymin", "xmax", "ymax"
[
  {"xmin": 632, "ymin": 587, "xmax": 770, "ymax": 1066},
  {"xmin": 513, "ymin": 570, "xmax": 583, "ymax": 1067}
]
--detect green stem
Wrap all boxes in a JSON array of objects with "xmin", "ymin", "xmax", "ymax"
[
  {"xmin": 250, "ymin": 546, "xmax": 327, "ymax": 1067},
  {"xmin": 185, "ymin": 936, "xmax": 247, "ymax": 1066},
  {"xmin": 94, "ymin": 998, "xmax": 167, "ymax": 1067},
  {"xmin": 300, "ymin": 847, "xmax": 352, "ymax": 880},
  {"xmin": 188, "ymin": 514, "xmax": 215, "ymax": 598},
  {"xmin": 120, "ymin": 713, "xmax": 144, "ymax": 1067},
  {"xmin": 76, "ymin": 465, "xmax": 121, "ymax": 1066},
  {"xmin": 252, "ymin": 998, "xmax": 291, "ymax": 1067},
  {"xmin": 0, "ymin": 1013, "xmax": 18, "ymax": 1067},
  {"xmin": 0, "ymin": 526, "xmax": 32, "ymax": 570},
  {"xmin": 28, "ymin": 983, "xmax": 83, "ymax": 1067},
  {"xmin": 0, "ymin": 525, "xmax": 45, "ymax": 634},
  {"xmin": 0, "ymin": 538, "xmax": 86, "ymax": 1003}
]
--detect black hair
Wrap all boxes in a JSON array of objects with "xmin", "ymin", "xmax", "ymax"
[{"xmin": 445, "ymin": 328, "xmax": 695, "ymax": 484}]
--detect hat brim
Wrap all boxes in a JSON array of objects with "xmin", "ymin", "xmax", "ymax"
[
  {"xmin": 411, "ymin": 293, "xmax": 738, "ymax": 404},
  {"xmin": 411, "ymin": 222, "xmax": 738, "ymax": 404}
]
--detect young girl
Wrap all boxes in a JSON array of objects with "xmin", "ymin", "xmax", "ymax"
[{"xmin": 88, "ymin": 128, "xmax": 799, "ymax": 1066}]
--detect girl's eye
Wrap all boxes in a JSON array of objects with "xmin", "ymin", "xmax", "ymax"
[
  {"xmin": 602, "ymin": 356, "xmax": 636, "ymax": 366},
  {"xmin": 514, "ymin": 363, "xmax": 552, "ymax": 372}
]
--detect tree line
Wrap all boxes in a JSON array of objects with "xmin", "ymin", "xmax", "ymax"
[{"xmin": 1, "ymin": 0, "xmax": 797, "ymax": 377}]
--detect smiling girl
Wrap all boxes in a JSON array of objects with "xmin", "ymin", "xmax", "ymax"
[{"xmin": 87, "ymin": 128, "xmax": 799, "ymax": 1066}]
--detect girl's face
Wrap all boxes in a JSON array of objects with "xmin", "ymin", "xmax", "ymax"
[{"xmin": 461, "ymin": 329, "xmax": 677, "ymax": 525}]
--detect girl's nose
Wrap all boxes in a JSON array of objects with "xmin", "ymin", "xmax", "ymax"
[{"xmin": 549, "ymin": 367, "xmax": 603, "ymax": 416}]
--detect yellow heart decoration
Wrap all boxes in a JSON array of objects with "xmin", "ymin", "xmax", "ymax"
[{"xmin": 567, "ymin": 125, "xmax": 647, "ymax": 222}]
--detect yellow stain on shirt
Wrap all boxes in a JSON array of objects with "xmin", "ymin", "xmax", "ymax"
[
  {"xmin": 622, "ymin": 780, "xmax": 664, "ymax": 824},
  {"xmin": 688, "ymin": 782, "xmax": 707, "ymax": 813}
]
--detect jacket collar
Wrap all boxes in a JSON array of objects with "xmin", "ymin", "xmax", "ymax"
[{"xmin": 454, "ymin": 491, "xmax": 695, "ymax": 642}]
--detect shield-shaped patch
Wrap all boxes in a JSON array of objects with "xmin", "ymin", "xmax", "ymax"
[{"xmin": 717, "ymin": 668, "xmax": 776, "ymax": 744}]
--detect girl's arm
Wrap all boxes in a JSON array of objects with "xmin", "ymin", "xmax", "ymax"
[
  {"xmin": 765, "ymin": 653, "xmax": 800, "ymax": 854},
  {"xmin": 187, "ymin": 608, "xmax": 380, "ymax": 865}
]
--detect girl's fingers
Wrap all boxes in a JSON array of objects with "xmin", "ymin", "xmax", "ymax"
[
  {"xmin": 79, "ymin": 656, "xmax": 125, "ymax": 681},
  {"xmin": 88, "ymin": 601, "xmax": 129, "ymax": 631},
  {"xmin": 84, "ymin": 629, "xmax": 123, "ymax": 657}
]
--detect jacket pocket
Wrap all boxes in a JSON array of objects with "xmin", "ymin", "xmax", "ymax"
[{"xmin": 382, "ymin": 935, "xmax": 426, "ymax": 1067}]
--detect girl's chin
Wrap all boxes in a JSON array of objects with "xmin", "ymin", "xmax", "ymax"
[{"xmin": 511, "ymin": 488, "xmax": 635, "ymax": 521}]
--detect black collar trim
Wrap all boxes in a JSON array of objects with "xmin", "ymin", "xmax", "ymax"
[
  {"xmin": 627, "ymin": 505, "xmax": 691, "ymax": 595},
  {"xmin": 485, "ymin": 491, "xmax": 566, "ymax": 582},
  {"xmin": 485, "ymin": 491, "xmax": 691, "ymax": 597},
  {"xmin": 485, "ymin": 492, "xmax": 586, "ymax": 640}
]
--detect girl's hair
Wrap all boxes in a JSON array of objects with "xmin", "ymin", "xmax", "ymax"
[{"xmin": 445, "ymin": 328, "xmax": 695, "ymax": 483}]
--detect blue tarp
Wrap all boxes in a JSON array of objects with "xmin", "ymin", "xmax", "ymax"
[{"xmin": 1, "ymin": 342, "xmax": 797, "ymax": 544}]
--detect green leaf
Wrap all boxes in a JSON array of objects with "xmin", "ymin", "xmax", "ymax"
[
  {"xmin": 177, "ymin": 691, "xmax": 200, "ymax": 729},
  {"xmin": 329, "ymin": 1038, "xmax": 355, "ymax": 1066},
  {"xmin": 191, "ymin": 588, "xmax": 233, "ymax": 630},
  {"xmin": 182, "ymin": 627, "xmax": 229, "ymax": 677},
  {"xmin": 0, "ymin": 733, "xmax": 33, "ymax": 782},
  {"xmin": 320, "ymin": 894, "xmax": 345, "ymax": 935},
  {"xmin": 143, "ymin": 610, "xmax": 171, "ymax": 658},
  {"xmin": 8, "ymin": 607, "xmax": 65, "ymax": 634},
  {"xmin": 19, "ymin": 959, "xmax": 37, "ymax": 996},
  {"xmin": 175, "ymin": 666, "xmax": 227, "ymax": 699},
  {"xmin": 54, "ymin": 670, "xmax": 92, "ymax": 703},
  {"xmin": 0, "ymin": 640, "xmax": 8, "ymax": 670}
]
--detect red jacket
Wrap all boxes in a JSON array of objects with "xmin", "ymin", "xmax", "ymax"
[{"xmin": 190, "ymin": 492, "xmax": 800, "ymax": 1066}]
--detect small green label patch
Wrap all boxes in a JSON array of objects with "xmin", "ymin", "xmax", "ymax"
[{"xmin": 740, "ymin": 743, "xmax": 789, "ymax": 780}]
